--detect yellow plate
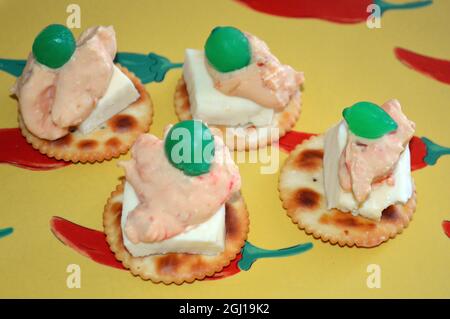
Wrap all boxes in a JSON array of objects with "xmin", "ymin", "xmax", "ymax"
[{"xmin": 0, "ymin": 0, "xmax": 449, "ymax": 298}]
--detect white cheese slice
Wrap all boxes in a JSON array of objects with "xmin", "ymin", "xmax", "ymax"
[
  {"xmin": 183, "ymin": 49, "xmax": 274, "ymax": 127},
  {"xmin": 323, "ymin": 121, "xmax": 413, "ymax": 220},
  {"xmin": 121, "ymin": 182, "xmax": 226, "ymax": 257},
  {"xmin": 78, "ymin": 65, "xmax": 139, "ymax": 135}
]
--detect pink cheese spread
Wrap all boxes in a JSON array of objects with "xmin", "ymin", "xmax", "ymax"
[
  {"xmin": 118, "ymin": 130, "xmax": 241, "ymax": 244},
  {"xmin": 338, "ymin": 99, "xmax": 415, "ymax": 203},
  {"xmin": 12, "ymin": 26, "xmax": 116, "ymax": 140},
  {"xmin": 51, "ymin": 26, "xmax": 116, "ymax": 128},
  {"xmin": 13, "ymin": 54, "xmax": 68, "ymax": 140},
  {"xmin": 206, "ymin": 32, "xmax": 304, "ymax": 112}
]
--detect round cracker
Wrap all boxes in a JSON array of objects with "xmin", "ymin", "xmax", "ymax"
[
  {"xmin": 18, "ymin": 65, "xmax": 153, "ymax": 163},
  {"xmin": 174, "ymin": 76, "xmax": 301, "ymax": 151},
  {"xmin": 279, "ymin": 135, "xmax": 416, "ymax": 248},
  {"xmin": 103, "ymin": 180, "xmax": 249, "ymax": 284}
]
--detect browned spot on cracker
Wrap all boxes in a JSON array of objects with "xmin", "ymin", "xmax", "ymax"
[
  {"xmin": 109, "ymin": 114, "xmax": 137, "ymax": 133},
  {"xmin": 225, "ymin": 203, "xmax": 239, "ymax": 239},
  {"xmin": 334, "ymin": 215, "xmax": 375, "ymax": 230},
  {"xmin": 77, "ymin": 139, "xmax": 98, "ymax": 151},
  {"xmin": 381, "ymin": 205, "xmax": 399, "ymax": 222},
  {"xmin": 110, "ymin": 202, "xmax": 123, "ymax": 216},
  {"xmin": 320, "ymin": 210, "xmax": 376, "ymax": 231},
  {"xmin": 156, "ymin": 254, "xmax": 182, "ymax": 276},
  {"xmin": 179, "ymin": 79, "xmax": 188, "ymax": 96},
  {"xmin": 192, "ymin": 256, "xmax": 209, "ymax": 275},
  {"xmin": 295, "ymin": 188, "xmax": 321, "ymax": 210},
  {"xmin": 50, "ymin": 134, "xmax": 72, "ymax": 148},
  {"xmin": 295, "ymin": 149, "xmax": 323, "ymax": 171},
  {"xmin": 105, "ymin": 137, "xmax": 121, "ymax": 149}
]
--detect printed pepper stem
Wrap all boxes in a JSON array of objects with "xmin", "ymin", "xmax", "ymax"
[
  {"xmin": 238, "ymin": 241, "xmax": 313, "ymax": 271},
  {"xmin": 375, "ymin": 0, "xmax": 433, "ymax": 15},
  {"xmin": 422, "ymin": 137, "xmax": 450, "ymax": 166},
  {"xmin": 0, "ymin": 227, "xmax": 14, "ymax": 239},
  {"xmin": 115, "ymin": 52, "xmax": 182, "ymax": 84},
  {"xmin": 0, "ymin": 58, "xmax": 26, "ymax": 77},
  {"xmin": 0, "ymin": 53, "xmax": 183, "ymax": 85}
]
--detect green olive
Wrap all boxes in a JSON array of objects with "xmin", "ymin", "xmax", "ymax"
[
  {"xmin": 343, "ymin": 101, "xmax": 398, "ymax": 139},
  {"xmin": 164, "ymin": 120, "xmax": 215, "ymax": 176},
  {"xmin": 205, "ymin": 26, "xmax": 251, "ymax": 72},
  {"xmin": 32, "ymin": 24, "xmax": 76, "ymax": 69}
]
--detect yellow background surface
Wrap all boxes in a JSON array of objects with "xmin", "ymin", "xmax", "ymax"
[{"xmin": 0, "ymin": 0, "xmax": 449, "ymax": 298}]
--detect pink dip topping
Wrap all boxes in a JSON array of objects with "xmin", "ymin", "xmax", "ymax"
[
  {"xmin": 339, "ymin": 99, "xmax": 415, "ymax": 203},
  {"xmin": 118, "ymin": 130, "xmax": 241, "ymax": 244},
  {"xmin": 206, "ymin": 33, "xmax": 304, "ymax": 112},
  {"xmin": 12, "ymin": 26, "xmax": 116, "ymax": 140}
]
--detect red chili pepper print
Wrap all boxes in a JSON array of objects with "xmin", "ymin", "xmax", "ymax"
[
  {"xmin": 206, "ymin": 254, "xmax": 242, "ymax": 280},
  {"xmin": 409, "ymin": 136, "xmax": 427, "ymax": 171},
  {"xmin": 442, "ymin": 221, "xmax": 450, "ymax": 238},
  {"xmin": 0, "ymin": 128, "xmax": 69, "ymax": 170},
  {"xmin": 50, "ymin": 216, "xmax": 125, "ymax": 270},
  {"xmin": 49, "ymin": 217, "xmax": 312, "ymax": 281},
  {"xmin": 278, "ymin": 131, "xmax": 316, "ymax": 152},
  {"xmin": 395, "ymin": 47, "xmax": 450, "ymax": 85},
  {"xmin": 236, "ymin": 0, "xmax": 432, "ymax": 24},
  {"xmin": 49, "ymin": 216, "xmax": 242, "ymax": 278}
]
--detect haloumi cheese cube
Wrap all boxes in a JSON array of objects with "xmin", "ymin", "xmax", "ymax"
[
  {"xmin": 78, "ymin": 65, "xmax": 139, "ymax": 135},
  {"xmin": 121, "ymin": 182, "xmax": 226, "ymax": 257},
  {"xmin": 323, "ymin": 121, "xmax": 413, "ymax": 220},
  {"xmin": 183, "ymin": 49, "xmax": 274, "ymax": 127}
]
